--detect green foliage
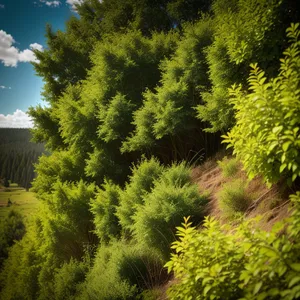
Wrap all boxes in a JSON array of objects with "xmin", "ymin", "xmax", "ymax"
[
  {"xmin": 0, "ymin": 220, "xmax": 43, "ymax": 299},
  {"xmin": 196, "ymin": 0, "xmax": 295, "ymax": 132},
  {"xmin": 94, "ymin": 0, "xmax": 212, "ymax": 36},
  {"xmin": 113, "ymin": 159, "xmax": 207, "ymax": 259},
  {"xmin": 98, "ymin": 93, "xmax": 136, "ymax": 143},
  {"xmin": 7, "ymin": 1, "xmax": 300, "ymax": 298},
  {"xmin": 84, "ymin": 145, "xmax": 127, "ymax": 185},
  {"xmin": 52, "ymin": 29, "xmax": 179, "ymax": 184},
  {"xmin": 0, "ymin": 210, "xmax": 26, "ymax": 267},
  {"xmin": 29, "ymin": 105, "xmax": 65, "ymax": 150},
  {"xmin": 166, "ymin": 192, "xmax": 300, "ymax": 299},
  {"xmin": 79, "ymin": 241, "xmax": 165, "ymax": 300},
  {"xmin": 116, "ymin": 157, "xmax": 164, "ymax": 234},
  {"xmin": 196, "ymin": 37, "xmax": 238, "ymax": 132},
  {"xmin": 39, "ymin": 180, "xmax": 97, "ymax": 261},
  {"xmin": 218, "ymin": 179, "xmax": 252, "ymax": 218},
  {"xmin": 31, "ymin": 150, "xmax": 86, "ymax": 196},
  {"xmin": 165, "ymin": 216, "xmax": 245, "ymax": 299},
  {"xmin": 56, "ymin": 84, "xmax": 97, "ymax": 154},
  {"xmin": 217, "ymin": 156, "xmax": 239, "ymax": 178},
  {"xmin": 212, "ymin": 0, "xmax": 281, "ymax": 65},
  {"xmin": 223, "ymin": 23, "xmax": 300, "ymax": 185},
  {"xmin": 122, "ymin": 17, "xmax": 216, "ymax": 155},
  {"xmin": 32, "ymin": 13, "xmax": 100, "ymax": 104},
  {"xmin": 53, "ymin": 258, "xmax": 89, "ymax": 300},
  {"xmin": 90, "ymin": 179, "xmax": 122, "ymax": 242},
  {"xmin": 132, "ymin": 163, "xmax": 207, "ymax": 258},
  {"xmin": 0, "ymin": 181, "xmax": 97, "ymax": 299}
]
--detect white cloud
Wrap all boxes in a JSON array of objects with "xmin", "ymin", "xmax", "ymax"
[
  {"xmin": 30, "ymin": 43, "xmax": 44, "ymax": 52},
  {"xmin": 0, "ymin": 109, "xmax": 33, "ymax": 128},
  {"xmin": 66, "ymin": 0, "xmax": 84, "ymax": 10},
  {"xmin": 0, "ymin": 85, "xmax": 11, "ymax": 89},
  {"xmin": 0, "ymin": 30, "xmax": 43, "ymax": 67},
  {"xmin": 43, "ymin": 0, "xmax": 61, "ymax": 7}
]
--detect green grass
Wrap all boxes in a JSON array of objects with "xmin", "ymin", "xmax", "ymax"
[
  {"xmin": 218, "ymin": 179, "xmax": 252, "ymax": 218},
  {"xmin": 217, "ymin": 156, "xmax": 240, "ymax": 178},
  {"xmin": 0, "ymin": 185, "xmax": 38, "ymax": 219}
]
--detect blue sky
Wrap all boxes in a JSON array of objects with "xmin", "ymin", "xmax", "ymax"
[{"xmin": 0, "ymin": 0, "xmax": 80, "ymax": 127}]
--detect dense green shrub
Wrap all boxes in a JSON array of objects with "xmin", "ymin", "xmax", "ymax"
[
  {"xmin": 79, "ymin": 241, "xmax": 165, "ymax": 300},
  {"xmin": 223, "ymin": 23, "xmax": 300, "ymax": 185},
  {"xmin": 116, "ymin": 157, "xmax": 164, "ymax": 235},
  {"xmin": 166, "ymin": 192, "xmax": 300, "ymax": 299},
  {"xmin": 39, "ymin": 180, "xmax": 97, "ymax": 261},
  {"xmin": 132, "ymin": 163, "xmax": 208, "ymax": 259},
  {"xmin": 90, "ymin": 179, "xmax": 122, "ymax": 242},
  {"xmin": 197, "ymin": 0, "xmax": 295, "ymax": 133},
  {"xmin": 218, "ymin": 179, "xmax": 251, "ymax": 217},
  {"xmin": 53, "ymin": 258, "xmax": 88, "ymax": 300},
  {"xmin": 0, "ymin": 220, "xmax": 42, "ymax": 300},
  {"xmin": 122, "ymin": 17, "xmax": 214, "ymax": 154},
  {"xmin": 0, "ymin": 210, "xmax": 26, "ymax": 268},
  {"xmin": 217, "ymin": 156, "xmax": 239, "ymax": 178},
  {"xmin": 166, "ymin": 216, "xmax": 245, "ymax": 299}
]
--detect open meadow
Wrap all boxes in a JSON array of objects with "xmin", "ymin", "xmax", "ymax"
[{"xmin": 0, "ymin": 184, "xmax": 39, "ymax": 219}]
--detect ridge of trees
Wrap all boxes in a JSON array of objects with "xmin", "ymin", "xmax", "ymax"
[{"xmin": 0, "ymin": 129, "xmax": 45, "ymax": 190}]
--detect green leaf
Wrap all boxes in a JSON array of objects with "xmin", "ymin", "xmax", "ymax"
[
  {"xmin": 268, "ymin": 142, "xmax": 278, "ymax": 152},
  {"xmin": 272, "ymin": 126, "xmax": 283, "ymax": 134},
  {"xmin": 282, "ymin": 141, "xmax": 292, "ymax": 151},
  {"xmin": 290, "ymin": 263, "xmax": 300, "ymax": 272},
  {"xmin": 289, "ymin": 276, "xmax": 300, "ymax": 288},
  {"xmin": 268, "ymin": 288, "xmax": 279, "ymax": 296},
  {"xmin": 280, "ymin": 163, "xmax": 287, "ymax": 173},
  {"xmin": 202, "ymin": 277, "xmax": 213, "ymax": 285},
  {"xmin": 254, "ymin": 282, "xmax": 263, "ymax": 295},
  {"xmin": 292, "ymin": 173, "xmax": 298, "ymax": 182},
  {"xmin": 203, "ymin": 285, "xmax": 212, "ymax": 296}
]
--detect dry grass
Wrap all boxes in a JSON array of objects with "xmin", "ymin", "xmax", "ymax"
[{"xmin": 195, "ymin": 155, "xmax": 290, "ymax": 229}]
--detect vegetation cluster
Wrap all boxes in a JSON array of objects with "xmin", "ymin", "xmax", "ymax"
[
  {"xmin": 0, "ymin": 0, "xmax": 300, "ymax": 299},
  {"xmin": 166, "ymin": 192, "xmax": 300, "ymax": 299}
]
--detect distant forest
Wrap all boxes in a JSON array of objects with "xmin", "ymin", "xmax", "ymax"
[{"xmin": 0, "ymin": 129, "xmax": 45, "ymax": 190}]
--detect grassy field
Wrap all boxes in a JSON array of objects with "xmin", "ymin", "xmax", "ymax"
[{"xmin": 0, "ymin": 184, "xmax": 39, "ymax": 219}]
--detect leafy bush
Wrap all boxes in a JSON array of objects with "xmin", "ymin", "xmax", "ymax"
[
  {"xmin": 196, "ymin": 0, "xmax": 287, "ymax": 133},
  {"xmin": 79, "ymin": 241, "xmax": 165, "ymax": 300},
  {"xmin": 116, "ymin": 157, "xmax": 164, "ymax": 235},
  {"xmin": 132, "ymin": 163, "xmax": 207, "ymax": 259},
  {"xmin": 115, "ymin": 159, "xmax": 207, "ymax": 259},
  {"xmin": 223, "ymin": 23, "xmax": 300, "ymax": 185},
  {"xmin": 166, "ymin": 216, "xmax": 244, "ymax": 299},
  {"xmin": 166, "ymin": 191, "xmax": 300, "ymax": 299},
  {"xmin": 0, "ymin": 220, "xmax": 42, "ymax": 300},
  {"xmin": 0, "ymin": 210, "xmax": 26, "ymax": 267},
  {"xmin": 90, "ymin": 179, "xmax": 122, "ymax": 242},
  {"xmin": 38, "ymin": 180, "xmax": 97, "ymax": 261},
  {"xmin": 53, "ymin": 258, "xmax": 88, "ymax": 300},
  {"xmin": 218, "ymin": 179, "xmax": 251, "ymax": 217},
  {"xmin": 121, "ymin": 17, "xmax": 216, "ymax": 156},
  {"xmin": 217, "ymin": 156, "xmax": 239, "ymax": 178}
]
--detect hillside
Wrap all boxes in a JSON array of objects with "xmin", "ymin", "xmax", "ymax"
[
  {"xmin": 152, "ymin": 154, "xmax": 293, "ymax": 299},
  {"xmin": 193, "ymin": 155, "xmax": 291, "ymax": 230}
]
